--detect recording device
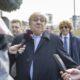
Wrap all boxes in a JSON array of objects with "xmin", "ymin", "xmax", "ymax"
[
  {"xmin": 24, "ymin": 30, "xmax": 33, "ymax": 41},
  {"xmin": 53, "ymin": 54, "xmax": 72, "ymax": 80},
  {"xmin": 18, "ymin": 30, "xmax": 33, "ymax": 48},
  {"xmin": 53, "ymin": 54, "xmax": 66, "ymax": 72}
]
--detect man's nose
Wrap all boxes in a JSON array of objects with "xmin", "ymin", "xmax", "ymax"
[{"xmin": 37, "ymin": 19, "xmax": 41, "ymax": 23}]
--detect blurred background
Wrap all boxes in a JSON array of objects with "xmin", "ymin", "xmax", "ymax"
[{"xmin": 0, "ymin": 0, "xmax": 80, "ymax": 36}]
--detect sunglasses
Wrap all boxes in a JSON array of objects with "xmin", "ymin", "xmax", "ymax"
[{"xmin": 60, "ymin": 26, "xmax": 69, "ymax": 29}]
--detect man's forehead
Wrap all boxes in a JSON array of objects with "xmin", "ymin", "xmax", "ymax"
[
  {"xmin": 12, "ymin": 22, "xmax": 20, "ymax": 26},
  {"xmin": 12, "ymin": 23, "xmax": 21, "ymax": 28}
]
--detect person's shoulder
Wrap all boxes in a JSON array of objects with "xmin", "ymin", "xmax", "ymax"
[
  {"xmin": 14, "ymin": 33, "xmax": 24, "ymax": 39},
  {"xmin": 43, "ymin": 31, "xmax": 61, "ymax": 41},
  {"xmin": 72, "ymin": 35, "xmax": 80, "ymax": 41},
  {"xmin": 75, "ymin": 36, "xmax": 80, "ymax": 43},
  {"xmin": 71, "ymin": 35, "xmax": 80, "ymax": 46},
  {"xmin": 15, "ymin": 33, "xmax": 23, "ymax": 37},
  {"xmin": 50, "ymin": 33, "xmax": 61, "ymax": 40}
]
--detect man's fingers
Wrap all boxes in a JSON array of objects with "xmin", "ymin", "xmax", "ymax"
[
  {"xmin": 60, "ymin": 71, "xmax": 70, "ymax": 80},
  {"xmin": 18, "ymin": 45, "xmax": 26, "ymax": 54},
  {"xmin": 9, "ymin": 44, "xmax": 26, "ymax": 54}
]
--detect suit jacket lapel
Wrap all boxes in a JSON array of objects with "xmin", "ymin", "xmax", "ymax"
[
  {"xmin": 35, "ymin": 31, "xmax": 50, "ymax": 53},
  {"xmin": 69, "ymin": 33, "xmax": 75, "ymax": 55}
]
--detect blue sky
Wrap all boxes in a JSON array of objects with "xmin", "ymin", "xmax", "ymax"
[{"xmin": 3, "ymin": 0, "xmax": 80, "ymax": 25}]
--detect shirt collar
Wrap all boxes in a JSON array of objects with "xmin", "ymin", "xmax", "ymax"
[
  {"xmin": 62, "ymin": 33, "xmax": 70, "ymax": 39},
  {"xmin": 31, "ymin": 31, "xmax": 50, "ymax": 40}
]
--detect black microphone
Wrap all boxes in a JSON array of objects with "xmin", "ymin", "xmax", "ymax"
[
  {"xmin": 53, "ymin": 54, "xmax": 72, "ymax": 80},
  {"xmin": 53, "ymin": 54, "xmax": 66, "ymax": 72}
]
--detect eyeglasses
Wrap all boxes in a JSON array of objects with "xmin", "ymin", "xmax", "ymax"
[
  {"xmin": 60, "ymin": 26, "xmax": 69, "ymax": 29},
  {"xmin": 12, "ymin": 26, "xmax": 20, "ymax": 29},
  {"xmin": 32, "ymin": 18, "xmax": 46, "ymax": 22},
  {"xmin": 31, "ymin": 16, "xmax": 46, "ymax": 22}
]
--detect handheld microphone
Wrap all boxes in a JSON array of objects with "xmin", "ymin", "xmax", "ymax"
[
  {"xmin": 18, "ymin": 30, "xmax": 33, "ymax": 48},
  {"xmin": 24, "ymin": 30, "xmax": 33, "ymax": 41},
  {"xmin": 53, "ymin": 54, "xmax": 66, "ymax": 72},
  {"xmin": 53, "ymin": 54, "xmax": 72, "ymax": 80}
]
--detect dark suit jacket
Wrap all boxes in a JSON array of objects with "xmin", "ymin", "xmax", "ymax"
[
  {"xmin": 60, "ymin": 32, "xmax": 80, "ymax": 64},
  {"xmin": 9, "ymin": 31, "xmax": 77, "ymax": 80}
]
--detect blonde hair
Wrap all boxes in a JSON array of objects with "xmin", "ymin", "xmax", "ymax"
[
  {"xmin": 59, "ymin": 20, "xmax": 72, "ymax": 30},
  {"xmin": 11, "ymin": 19, "xmax": 21, "ymax": 26}
]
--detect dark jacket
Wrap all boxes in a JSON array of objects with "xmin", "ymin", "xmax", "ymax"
[
  {"xmin": 9, "ymin": 31, "xmax": 77, "ymax": 80},
  {"xmin": 60, "ymin": 32, "xmax": 80, "ymax": 64}
]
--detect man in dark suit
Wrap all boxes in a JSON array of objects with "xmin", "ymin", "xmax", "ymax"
[
  {"xmin": 11, "ymin": 19, "xmax": 22, "ymax": 36},
  {"xmin": 9, "ymin": 12, "xmax": 77, "ymax": 80},
  {"xmin": 59, "ymin": 20, "xmax": 80, "ymax": 64}
]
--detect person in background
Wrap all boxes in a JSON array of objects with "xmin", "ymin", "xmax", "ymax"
[
  {"xmin": 8, "ymin": 12, "xmax": 77, "ymax": 80},
  {"xmin": 45, "ymin": 24, "xmax": 54, "ymax": 33},
  {"xmin": 11, "ymin": 19, "xmax": 22, "ymax": 79},
  {"xmin": 11, "ymin": 19, "xmax": 22, "ymax": 36},
  {"xmin": 59, "ymin": 20, "xmax": 80, "ymax": 64}
]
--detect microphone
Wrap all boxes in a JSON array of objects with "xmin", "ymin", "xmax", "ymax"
[
  {"xmin": 24, "ymin": 30, "xmax": 33, "ymax": 41},
  {"xmin": 18, "ymin": 30, "xmax": 33, "ymax": 48},
  {"xmin": 53, "ymin": 54, "xmax": 66, "ymax": 72},
  {"xmin": 53, "ymin": 54, "xmax": 72, "ymax": 80}
]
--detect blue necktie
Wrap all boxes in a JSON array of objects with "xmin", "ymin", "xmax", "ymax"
[{"xmin": 63, "ymin": 37, "xmax": 67, "ymax": 52}]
